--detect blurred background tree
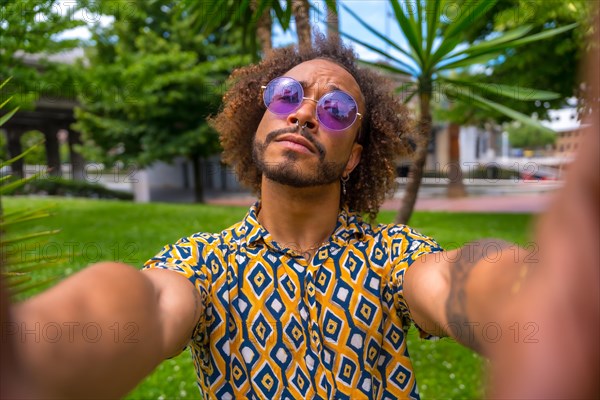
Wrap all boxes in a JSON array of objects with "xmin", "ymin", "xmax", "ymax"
[
  {"xmin": 20, "ymin": 131, "xmax": 46, "ymax": 165},
  {"xmin": 506, "ymin": 122, "xmax": 556, "ymax": 150},
  {"xmin": 0, "ymin": 0, "xmax": 85, "ymax": 178},
  {"xmin": 0, "ymin": 0, "xmax": 84, "ymax": 109},
  {"xmin": 186, "ymin": 0, "xmax": 339, "ymax": 56},
  {"xmin": 0, "ymin": 131, "xmax": 7, "ymax": 161},
  {"xmin": 73, "ymin": 1, "xmax": 252, "ymax": 202},
  {"xmin": 441, "ymin": 0, "xmax": 592, "ymax": 124}
]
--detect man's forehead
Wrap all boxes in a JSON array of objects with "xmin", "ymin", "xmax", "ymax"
[{"xmin": 283, "ymin": 59, "xmax": 365, "ymax": 108}]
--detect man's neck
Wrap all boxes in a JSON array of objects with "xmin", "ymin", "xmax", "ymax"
[{"xmin": 257, "ymin": 178, "xmax": 341, "ymax": 259}]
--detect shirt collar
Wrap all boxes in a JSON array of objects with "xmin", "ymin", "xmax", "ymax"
[
  {"xmin": 243, "ymin": 202, "xmax": 269, "ymax": 247},
  {"xmin": 331, "ymin": 205, "xmax": 366, "ymax": 244},
  {"xmin": 242, "ymin": 201, "xmax": 365, "ymax": 248}
]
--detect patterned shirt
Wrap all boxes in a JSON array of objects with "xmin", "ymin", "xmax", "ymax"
[{"xmin": 143, "ymin": 203, "xmax": 442, "ymax": 399}]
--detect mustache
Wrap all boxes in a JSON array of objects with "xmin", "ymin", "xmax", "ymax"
[{"xmin": 264, "ymin": 125, "xmax": 326, "ymax": 158}]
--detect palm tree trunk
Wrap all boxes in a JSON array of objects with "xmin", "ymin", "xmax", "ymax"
[
  {"xmin": 292, "ymin": 0, "xmax": 311, "ymax": 52},
  {"xmin": 396, "ymin": 91, "xmax": 432, "ymax": 224},
  {"xmin": 67, "ymin": 130, "xmax": 85, "ymax": 181},
  {"xmin": 447, "ymin": 122, "xmax": 467, "ymax": 198},
  {"xmin": 326, "ymin": 0, "xmax": 339, "ymax": 46},
  {"xmin": 251, "ymin": 0, "xmax": 272, "ymax": 56}
]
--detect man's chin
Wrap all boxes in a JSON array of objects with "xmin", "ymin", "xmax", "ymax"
[{"xmin": 263, "ymin": 169, "xmax": 317, "ymax": 188}]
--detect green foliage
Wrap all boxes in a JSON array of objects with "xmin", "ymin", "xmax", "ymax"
[
  {"xmin": 20, "ymin": 131, "xmax": 46, "ymax": 165},
  {"xmin": 186, "ymin": 0, "xmax": 341, "ymax": 59},
  {"xmin": 0, "ymin": 130, "xmax": 7, "ymax": 161},
  {"xmin": 73, "ymin": 1, "xmax": 251, "ymax": 169},
  {"xmin": 424, "ymin": 166, "xmax": 520, "ymax": 180},
  {"xmin": 3, "ymin": 196, "xmax": 533, "ymax": 399},
  {"xmin": 443, "ymin": 0, "xmax": 591, "ymax": 123},
  {"xmin": 185, "ymin": 0, "xmax": 291, "ymax": 58},
  {"xmin": 507, "ymin": 122, "xmax": 556, "ymax": 149},
  {"xmin": 4, "ymin": 177, "xmax": 133, "ymax": 200},
  {"xmin": 0, "ymin": 0, "xmax": 85, "ymax": 110}
]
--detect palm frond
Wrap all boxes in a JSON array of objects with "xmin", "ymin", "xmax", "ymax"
[
  {"xmin": 425, "ymin": 0, "xmax": 443, "ymax": 56},
  {"xmin": 441, "ymin": 78, "xmax": 561, "ymax": 101},
  {"xmin": 339, "ymin": 3, "xmax": 415, "ymax": 60},
  {"xmin": 450, "ymin": 89, "xmax": 556, "ymax": 134},
  {"xmin": 1, "ymin": 77, "xmax": 61, "ymax": 298},
  {"xmin": 357, "ymin": 59, "xmax": 417, "ymax": 78},
  {"xmin": 0, "ymin": 141, "xmax": 43, "ymax": 169},
  {"xmin": 436, "ymin": 52, "xmax": 502, "ymax": 71},
  {"xmin": 390, "ymin": 0, "xmax": 424, "ymax": 66},
  {"xmin": 451, "ymin": 25, "xmax": 533, "ymax": 58}
]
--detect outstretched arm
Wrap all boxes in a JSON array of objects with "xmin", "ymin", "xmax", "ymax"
[
  {"xmin": 404, "ymin": 239, "xmax": 530, "ymax": 355},
  {"xmin": 4, "ymin": 262, "xmax": 201, "ymax": 399}
]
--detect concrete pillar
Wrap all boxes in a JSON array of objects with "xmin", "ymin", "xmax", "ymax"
[
  {"xmin": 132, "ymin": 169, "xmax": 150, "ymax": 203},
  {"xmin": 67, "ymin": 130, "xmax": 85, "ymax": 180}
]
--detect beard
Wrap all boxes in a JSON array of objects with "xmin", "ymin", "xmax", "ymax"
[{"xmin": 252, "ymin": 127, "xmax": 347, "ymax": 188}]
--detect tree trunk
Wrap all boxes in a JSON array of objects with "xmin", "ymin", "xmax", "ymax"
[
  {"xmin": 67, "ymin": 130, "xmax": 85, "ymax": 181},
  {"xmin": 395, "ymin": 92, "xmax": 432, "ymax": 224},
  {"xmin": 326, "ymin": 0, "xmax": 339, "ymax": 46},
  {"xmin": 447, "ymin": 122, "xmax": 467, "ymax": 198},
  {"xmin": 292, "ymin": 0, "xmax": 311, "ymax": 52},
  {"xmin": 44, "ymin": 128, "xmax": 61, "ymax": 178},
  {"xmin": 191, "ymin": 156, "xmax": 204, "ymax": 203},
  {"xmin": 5, "ymin": 129, "xmax": 24, "ymax": 179},
  {"xmin": 252, "ymin": 0, "xmax": 273, "ymax": 57}
]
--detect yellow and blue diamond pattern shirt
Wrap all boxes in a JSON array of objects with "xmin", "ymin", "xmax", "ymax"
[{"xmin": 144, "ymin": 203, "xmax": 442, "ymax": 399}]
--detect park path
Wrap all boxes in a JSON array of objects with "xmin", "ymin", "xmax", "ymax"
[{"xmin": 204, "ymin": 192, "xmax": 553, "ymax": 213}]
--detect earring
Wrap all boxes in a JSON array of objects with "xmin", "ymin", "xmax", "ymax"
[{"xmin": 341, "ymin": 175, "xmax": 349, "ymax": 196}]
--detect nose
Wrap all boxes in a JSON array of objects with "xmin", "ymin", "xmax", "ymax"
[{"xmin": 287, "ymin": 97, "xmax": 318, "ymax": 133}]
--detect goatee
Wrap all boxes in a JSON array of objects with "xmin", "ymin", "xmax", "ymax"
[{"xmin": 252, "ymin": 127, "xmax": 346, "ymax": 187}]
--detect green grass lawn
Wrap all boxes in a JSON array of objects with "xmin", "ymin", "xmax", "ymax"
[{"xmin": 3, "ymin": 196, "xmax": 535, "ymax": 399}]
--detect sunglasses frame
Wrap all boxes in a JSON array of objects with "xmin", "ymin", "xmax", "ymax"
[{"xmin": 261, "ymin": 76, "xmax": 363, "ymax": 132}]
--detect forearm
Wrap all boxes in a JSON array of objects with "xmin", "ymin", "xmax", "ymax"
[
  {"xmin": 9, "ymin": 262, "xmax": 167, "ymax": 398},
  {"xmin": 443, "ymin": 239, "xmax": 533, "ymax": 355}
]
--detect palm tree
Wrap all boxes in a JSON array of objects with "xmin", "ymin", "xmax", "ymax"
[
  {"xmin": 341, "ymin": 0, "xmax": 575, "ymax": 223},
  {"xmin": 326, "ymin": 0, "xmax": 340, "ymax": 45},
  {"xmin": 251, "ymin": 0, "xmax": 273, "ymax": 56},
  {"xmin": 292, "ymin": 0, "xmax": 312, "ymax": 52},
  {"xmin": 190, "ymin": 0, "xmax": 336, "ymax": 55}
]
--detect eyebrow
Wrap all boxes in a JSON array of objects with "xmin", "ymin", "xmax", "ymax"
[{"xmin": 298, "ymin": 80, "xmax": 341, "ymax": 92}]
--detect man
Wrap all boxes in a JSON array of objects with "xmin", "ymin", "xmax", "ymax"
[{"xmin": 3, "ymin": 37, "xmax": 597, "ymax": 399}]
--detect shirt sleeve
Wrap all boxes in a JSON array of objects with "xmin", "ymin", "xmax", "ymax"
[
  {"xmin": 388, "ymin": 225, "xmax": 443, "ymax": 338},
  {"xmin": 142, "ymin": 233, "xmax": 214, "ymax": 344}
]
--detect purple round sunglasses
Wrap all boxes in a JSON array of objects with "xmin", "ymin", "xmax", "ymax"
[{"xmin": 261, "ymin": 76, "xmax": 363, "ymax": 131}]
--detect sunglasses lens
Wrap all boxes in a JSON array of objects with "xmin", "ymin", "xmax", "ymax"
[
  {"xmin": 317, "ymin": 91, "xmax": 358, "ymax": 131},
  {"xmin": 263, "ymin": 77, "xmax": 303, "ymax": 115}
]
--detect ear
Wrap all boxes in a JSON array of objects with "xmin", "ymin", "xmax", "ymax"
[{"xmin": 343, "ymin": 142, "xmax": 363, "ymax": 176}]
